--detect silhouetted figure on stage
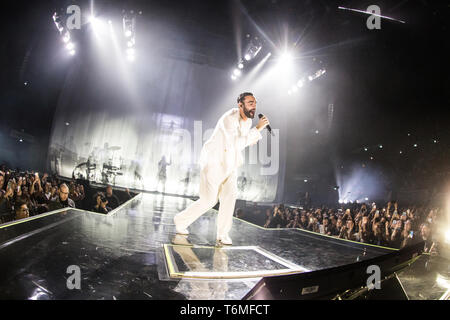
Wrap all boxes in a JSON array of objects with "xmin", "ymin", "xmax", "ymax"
[
  {"xmin": 174, "ymin": 92, "xmax": 269, "ymax": 246},
  {"xmin": 157, "ymin": 155, "xmax": 171, "ymax": 193},
  {"xmin": 237, "ymin": 172, "xmax": 248, "ymax": 192}
]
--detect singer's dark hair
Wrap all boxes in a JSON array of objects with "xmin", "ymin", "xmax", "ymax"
[{"xmin": 237, "ymin": 92, "xmax": 254, "ymax": 104}]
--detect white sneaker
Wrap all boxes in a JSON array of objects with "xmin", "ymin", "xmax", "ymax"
[
  {"xmin": 174, "ymin": 216, "xmax": 189, "ymax": 235},
  {"xmin": 216, "ymin": 235, "xmax": 232, "ymax": 246}
]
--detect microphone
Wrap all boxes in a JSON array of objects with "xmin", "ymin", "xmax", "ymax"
[{"xmin": 258, "ymin": 113, "xmax": 273, "ymax": 135}]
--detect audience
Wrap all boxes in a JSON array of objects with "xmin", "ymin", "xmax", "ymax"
[
  {"xmin": 0, "ymin": 164, "xmax": 135, "ymax": 223},
  {"xmin": 48, "ymin": 183, "xmax": 75, "ymax": 211},
  {"xmin": 92, "ymin": 192, "xmax": 111, "ymax": 214},
  {"xmin": 105, "ymin": 185, "xmax": 120, "ymax": 209},
  {"xmin": 236, "ymin": 200, "xmax": 442, "ymax": 252}
]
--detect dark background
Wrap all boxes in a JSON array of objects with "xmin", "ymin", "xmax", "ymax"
[{"xmin": 1, "ymin": 0, "xmax": 448, "ymax": 204}]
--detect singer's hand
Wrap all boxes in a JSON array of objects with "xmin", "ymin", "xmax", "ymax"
[{"xmin": 256, "ymin": 116, "xmax": 270, "ymax": 131}]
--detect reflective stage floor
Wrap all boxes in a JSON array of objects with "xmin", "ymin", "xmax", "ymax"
[{"xmin": 0, "ymin": 193, "xmax": 395, "ymax": 300}]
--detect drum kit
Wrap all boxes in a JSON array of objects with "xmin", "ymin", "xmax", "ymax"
[{"xmin": 72, "ymin": 145, "xmax": 124, "ymax": 185}]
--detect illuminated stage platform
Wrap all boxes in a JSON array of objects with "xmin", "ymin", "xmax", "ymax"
[{"xmin": 0, "ymin": 193, "xmax": 419, "ymax": 300}]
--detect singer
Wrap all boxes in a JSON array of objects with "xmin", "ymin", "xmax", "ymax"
[{"xmin": 174, "ymin": 92, "xmax": 270, "ymax": 245}]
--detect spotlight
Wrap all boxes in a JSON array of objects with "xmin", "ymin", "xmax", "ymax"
[
  {"xmin": 52, "ymin": 12, "xmax": 64, "ymax": 33},
  {"xmin": 370, "ymin": 156, "xmax": 374, "ymax": 160},
  {"xmin": 291, "ymin": 86, "xmax": 298, "ymax": 92},
  {"xmin": 287, "ymin": 90, "xmax": 292, "ymax": 95},
  {"xmin": 315, "ymin": 130, "xmax": 319, "ymax": 134},
  {"xmin": 338, "ymin": 199, "xmax": 343, "ymax": 204},
  {"xmin": 62, "ymin": 31, "xmax": 70, "ymax": 43},
  {"xmin": 19, "ymin": 139, "xmax": 23, "ymax": 143},
  {"xmin": 297, "ymin": 79, "xmax": 304, "ymax": 88},
  {"xmin": 364, "ymin": 147, "xmax": 368, "ymax": 151},
  {"xmin": 243, "ymin": 37, "xmax": 262, "ymax": 61},
  {"xmin": 399, "ymin": 150, "xmax": 403, "ymax": 154},
  {"xmin": 69, "ymin": 49, "xmax": 76, "ymax": 56},
  {"xmin": 231, "ymin": 74, "xmax": 237, "ymax": 80},
  {"xmin": 126, "ymin": 54, "xmax": 135, "ymax": 62},
  {"xmin": 433, "ymin": 139, "xmax": 438, "ymax": 143},
  {"xmin": 238, "ymin": 62, "xmax": 244, "ymax": 69},
  {"xmin": 125, "ymin": 30, "xmax": 132, "ymax": 37},
  {"xmin": 233, "ymin": 68, "xmax": 241, "ymax": 76},
  {"xmin": 413, "ymin": 144, "xmax": 418, "ymax": 148},
  {"xmin": 379, "ymin": 145, "xmax": 383, "ymax": 149},
  {"xmin": 127, "ymin": 40, "xmax": 134, "ymax": 47},
  {"xmin": 304, "ymin": 179, "xmax": 308, "ymax": 183},
  {"xmin": 308, "ymin": 75, "xmax": 314, "ymax": 81},
  {"xmin": 365, "ymin": 197, "xmax": 369, "ymax": 201},
  {"xmin": 126, "ymin": 48, "xmax": 135, "ymax": 55},
  {"xmin": 280, "ymin": 52, "xmax": 292, "ymax": 63},
  {"xmin": 66, "ymin": 42, "xmax": 75, "ymax": 50},
  {"xmin": 445, "ymin": 229, "xmax": 450, "ymax": 244}
]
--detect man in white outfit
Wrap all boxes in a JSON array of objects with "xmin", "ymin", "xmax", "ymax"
[{"xmin": 173, "ymin": 92, "xmax": 269, "ymax": 245}]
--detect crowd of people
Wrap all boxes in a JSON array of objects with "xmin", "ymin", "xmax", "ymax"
[
  {"xmin": 235, "ymin": 201, "xmax": 441, "ymax": 253},
  {"xmin": 0, "ymin": 164, "xmax": 133, "ymax": 223}
]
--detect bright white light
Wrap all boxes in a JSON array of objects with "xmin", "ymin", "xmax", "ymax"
[
  {"xmin": 343, "ymin": 200, "xmax": 348, "ymax": 204},
  {"xmin": 125, "ymin": 30, "xmax": 132, "ymax": 37},
  {"xmin": 126, "ymin": 48, "xmax": 135, "ymax": 55},
  {"xmin": 445, "ymin": 230, "xmax": 450, "ymax": 244},
  {"xmin": 278, "ymin": 52, "xmax": 293, "ymax": 70},
  {"xmin": 436, "ymin": 274, "xmax": 450, "ymax": 289},
  {"xmin": 233, "ymin": 69, "xmax": 241, "ymax": 76},
  {"xmin": 280, "ymin": 52, "xmax": 292, "ymax": 63},
  {"xmin": 19, "ymin": 139, "xmax": 23, "ymax": 142},
  {"xmin": 231, "ymin": 74, "xmax": 237, "ymax": 80},
  {"xmin": 304, "ymin": 179, "xmax": 308, "ymax": 182},
  {"xmin": 127, "ymin": 40, "xmax": 134, "ymax": 47},
  {"xmin": 69, "ymin": 49, "xmax": 76, "ymax": 56},
  {"xmin": 297, "ymin": 79, "xmax": 304, "ymax": 88},
  {"xmin": 89, "ymin": 16, "xmax": 106, "ymax": 33},
  {"xmin": 315, "ymin": 130, "xmax": 319, "ymax": 134},
  {"xmin": 62, "ymin": 32, "xmax": 70, "ymax": 43},
  {"xmin": 66, "ymin": 42, "xmax": 75, "ymax": 50},
  {"xmin": 308, "ymin": 75, "xmax": 314, "ymax": 81},
  {"xmin": 379, "ymin": 145, "xmax": 383, "ymax": 149},
  {"xmin": 238, "ymin": 63, "xmax": 244, "ymax": 69},
  {"xmin": 338, "ymin": 199, "xmax": 343, "ymax": 204},
  {"xmin": 364, "ymin": 147, "xmax": 368, "ymax": 151},
  {"xmin": 127, "ymin": 54, "xmax": 135, "ymax": 62},
  {"xmin": 365, "ymin": 197, "xmax": 369, "ymax": 201},
  {"xmin": 287, "ymin": 90, "xmax": 292, "ymax": 95},
  {"xmin": 399, "ymin": 150, "xmax": 403, "ymax": 154},
  {"xmin": 414, "ymin": 144, "xmax": 418, "ymax": 147},
  {"xmin": 65, "ymin": 122, "xmax": 70, "ymax": 126},
  {"xmin": 292, "ymin": 86, "xmax": 298, "ymax": 92},
  {"xmin": 244, "ymin": 54, "xmax": 251, "ymax": 61}
]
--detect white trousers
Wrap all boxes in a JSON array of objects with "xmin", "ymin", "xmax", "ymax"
[{"xmin": 174, "ymin": 166, "xmax": 238, "ymax": 238}]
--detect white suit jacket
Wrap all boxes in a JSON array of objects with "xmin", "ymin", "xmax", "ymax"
[{"xmin": 199, "ymin": 108, "xmax": 262, "ymax": 177}]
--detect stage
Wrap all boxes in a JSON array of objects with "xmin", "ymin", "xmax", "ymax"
[{"xmin": 0, "ymin": 193, "xmax": 397, "ymax": 300}]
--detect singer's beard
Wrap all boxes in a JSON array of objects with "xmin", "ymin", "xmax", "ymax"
[{"xmin": 244, "ymin": 108, "xmax": 255, "ymax": 119}]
